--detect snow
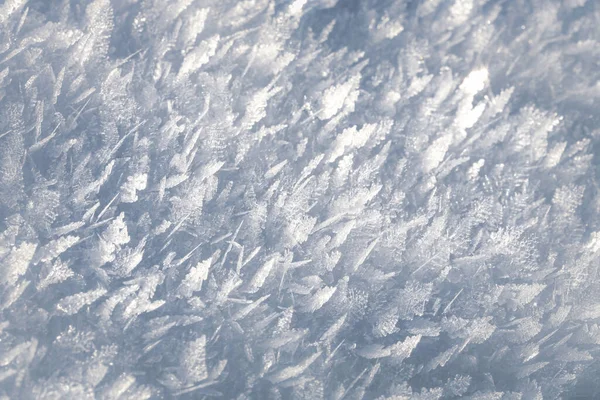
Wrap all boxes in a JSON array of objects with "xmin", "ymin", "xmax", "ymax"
[{"xmin": 0, "ymin": 0, "xmax": 599, "ymax": 398}]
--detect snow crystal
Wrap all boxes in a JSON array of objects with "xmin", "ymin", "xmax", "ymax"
[
  {"xmin": 318, "ymin": 75, "xmax": 361, "ymax": 120},
  {"xmin": 1, "ymin": 0, "xmax": 599, "ymax": 398}
]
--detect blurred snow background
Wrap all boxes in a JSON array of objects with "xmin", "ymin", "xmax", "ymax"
[{"xmin": 1, "ymin": 0, "xmax": 600, "ymax": 398}]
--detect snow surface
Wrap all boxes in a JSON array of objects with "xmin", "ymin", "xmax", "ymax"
[{"xmin": 0, "ymin": 0, "xmax": 600, "ymax": 398}]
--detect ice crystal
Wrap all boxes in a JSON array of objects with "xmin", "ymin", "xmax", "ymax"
[{"xmin": 0, "ymin": 0, "xmax": 599, "ymax": 398}]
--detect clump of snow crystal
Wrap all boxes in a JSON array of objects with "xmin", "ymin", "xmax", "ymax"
[{"xmin": 0, "ymin": 0, "xmax": 599, "ymax": 399}]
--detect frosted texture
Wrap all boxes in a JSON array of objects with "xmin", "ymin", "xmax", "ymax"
[{"xmin": 0, "ymin": 0, "xmax": 599, "ymax": 398}]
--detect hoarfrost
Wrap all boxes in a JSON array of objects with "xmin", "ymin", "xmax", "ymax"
[{"xmin": 1, "ymin": 0, "xmax": 599, "ymax": 398}]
